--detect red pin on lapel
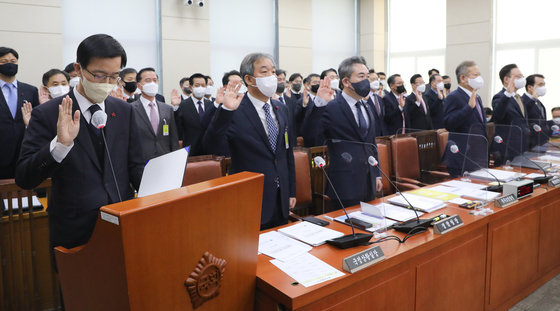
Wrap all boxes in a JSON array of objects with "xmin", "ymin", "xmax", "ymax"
[{"xmin": 111, "ymin": 112, "xmax": 116, "ymax": 117}]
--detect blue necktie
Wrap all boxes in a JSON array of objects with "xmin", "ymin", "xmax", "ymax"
[
  {"xmin": 3, "ymin": 83, "xmax": 17, "ymax": 119},
  {"xmin": 263, "ymin": 102, "xmax": 278, "ymax": 152},
  {"xmin": 356, "ymin": 101, "xmax": 368, "ymax": 137}
]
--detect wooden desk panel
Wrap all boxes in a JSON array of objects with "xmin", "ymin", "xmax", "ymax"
[{"xmin": 539, "ymin": 200, "xmax": 560, "ymax": 274}]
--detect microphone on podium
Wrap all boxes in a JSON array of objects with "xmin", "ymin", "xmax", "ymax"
[
  {"xmin": 449, "ymin": 141, "xmax": 503, "ymax": 192},
  {"xmin": 313, "ymin": 156, "xmax": 373, "ymax": 249},
  {"xmin": 91, "ymin": 110, "xmax": 123, "ymax": 202},
  {"xmin": 531, "ymin": 123, "xmax": 560, "ymax": 150}
]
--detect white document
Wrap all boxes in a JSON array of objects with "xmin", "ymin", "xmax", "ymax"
[
  {"xmin": 525, "ymin": 173, "xmax": 545, "ymax": 179},
  {"xmin": 138, "ymin": 147, "xmax": 189, "ymax": 197},
  {"xmin": 387, "ymin": 193, "xmax": 446, "ymax": 213},
  {"xmin": 334, "ymin": 211, "xmax": 396, "ymax": 232},
  {"xmin": 537, "ymin": 155, "xmax": 560, "ymax": 162},
  {"xmin": 270, "ymin": 252, "xmax": 345, "ymax": 287},
  {"xmin": 429, "ymin": 185, "xmax": 499, "ymax": 201},
  {"xmin": 448, "ymin": 197, "xmax": 472, "ymax": 205},
  {"xmin": 440, "ymin": 180, "xmax": 487, "ymax": 190},
  {"xmin": 361, "ymin": 202, "xmax": 423, "ymax": 222},
  {"xmin": 2, "ymin": 196, "xmax": 42, "ymax": 211},
  {"xmin": 258, "ymin": 231, "xmax": 312, "ymax": 262},
  {"xmin": 465, "ymin": 169, "xmax": 525, "ymax": 183},
  {"xmin": 278, "ymin": 221, "xmax": 344, "ymax": 247}
]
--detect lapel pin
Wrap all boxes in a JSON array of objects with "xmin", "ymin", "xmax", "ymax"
[{"xmin": 111, "ymin": 112, "xmax": 116, "ymax": 117}]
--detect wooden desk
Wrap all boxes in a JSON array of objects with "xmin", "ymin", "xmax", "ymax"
[{"xmin": 256, "ymin": 175, "xmax": 560, "ymax": 311}]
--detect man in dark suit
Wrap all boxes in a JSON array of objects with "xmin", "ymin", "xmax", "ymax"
[
  {"xmin": 492, "ymin": 64, "xmax": 530, "ymax": 163},
  {"xmin": 443, "ymin": 60, "xmax": 487, "ymax": 177},
  {"xmin": 0, "ymin": 47, "xmax": 39, "ymax": 179},
  {"xmin": 366, "ymin": 72, "xmax": 387, "ymax": 136},
  {"xmin": 174, "ymin": 73, "xmax": 213, "ymax": 156},
  {"xmin": 383, "ymin": 74, "xmax": 407, "ymax": 135},
  {"xmin": 203, "ymin": 53, "xmax": 296, "ymax": 230},
  {"xmin": 522, "ymin": 74, "xmax": 548, "ymax": 147},
  {"xmin": 131, "ymin": 67, "xmax": 179, "ymax": 162},
  {"xmin": 298, "ymin": 74, "xmax": 327, "ymax": 147},
  {"xmin": 117, "ymin": 68, "xmax": 138, "ymax": 102},
  {"xmin": 15, "ymin": 34, "xmax": 144, "ymax": 250},
  {"xmin": 424, "ymin": 73, "xmax": 445, "ymax": 129},
  {"xmin": 404, "ymin": 74, "xmax": 432, "ymax": 131},
  {"xmin": 286, "ymin": 73, "xmax": 303, "ymax": 100},
  {"xmin": 305, "ymin": 56, "xmax": 382, "ymax": 208},
  {"xmin": 274, "ymin": 69, "xmax": 296, "ymax": 144}
]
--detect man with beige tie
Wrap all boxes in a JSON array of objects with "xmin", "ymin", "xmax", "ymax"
[{"xmin": 131, "ymin": 67, "xmax": 179, "ymax": 163}]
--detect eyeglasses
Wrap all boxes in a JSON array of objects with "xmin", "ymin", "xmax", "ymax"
[{"xmin": 83, "ymin": 68, "xmax": 121, "ymax": 83}]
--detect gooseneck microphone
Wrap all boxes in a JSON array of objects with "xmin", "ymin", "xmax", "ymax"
[
  {"xmin": 367, "ymin": 156, "xmax": 432, "ymax": 233},
  {"xmin": 313, "ymin": 156, "xmax": 373, "ymax": 249},
  {"xmin": 449, "ymin": 141, "xmax": 503, "ymax": 192},
  {"xmin": 531, "ymin": 124, "xmax": 560, "ymax": 150},
  {"xmin": 91, "ymin": 110, "xmax": 123, "ymax": 202},
  {"xmin": 494, "ymin": 135, "xmax": 552, "ymax": 184}
]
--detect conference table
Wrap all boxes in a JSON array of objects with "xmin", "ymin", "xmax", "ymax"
[{"xmin": 255, "ymin": 167, "xmax": 560, "ymax": 311}]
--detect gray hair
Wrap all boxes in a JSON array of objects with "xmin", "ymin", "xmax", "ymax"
[
  {"xmin": 240, "ymin": 53, "xmax": 276, "ymax": 85},
  {"xmin": 455, "ymin": 60, "xmax": 476, "ymax": 83},
  {"xmin": 338, "ymin": 56, "xmax": 368, "ymax": 81}
]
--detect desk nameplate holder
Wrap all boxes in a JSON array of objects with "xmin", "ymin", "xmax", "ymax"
[
  {"xmin": 342, "ymin": 246, "xmax": 385, "ymax": 273},
  {"xmin": 548, "ymin": 176, "xmax": 560, "ymax": 188},
  {"xmin": 432, "ymin": 215, "xmax": 463, "ymax": 235},
  {"xmin": 494, "ymin": 194, "xmax": 518, "ymax": 208}
]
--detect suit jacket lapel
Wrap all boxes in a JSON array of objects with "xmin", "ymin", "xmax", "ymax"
[
  {"xmin": 0, "ymin": 89, "xmax": 10, "ymax": 117},
  {"xmin": 134, "ymin": 102, "xmax": 156, "ymax": 137},
  {"xmin": 340, "ymin": 96, "xmax": 364, "ymax": 139},
  {"xmin": 363, "ymin": 101, "xmax": 375, "ymax": 139},
  {"xmin": 241, "ymin": 97, "xmax": 275, "ymax": 154},
  {"xmin": 272, "ymin": 102, "xmax": 286, "ymax": 151},
  {"xmin": 104, "ymin": 100, "xmax": 119, "ymax": 158},
  {"xmin": 71, "ymin": 92, "xmax": 102, "ymax": 172},
  {"xmin": 185, "ymin": 98, "xmax": 201, "ymax": 126}
]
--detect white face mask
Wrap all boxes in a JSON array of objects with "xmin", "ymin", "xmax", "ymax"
[
  {"xmin": 205, "ymin": 85, "xmax": 214, "ymax": 96},
  {"xmin": 370, "ymin": 80, "xmax": 380, "ymax": 91},
  {"xmin": 81, "ymin": 75, "xmax": 115, "ymax": 104},
  {"xmin": 238, "ymin": 84, "xmax": 248, "ymax": 95},
  {"xmin": 417, "ymin": 84, "xmax": 426, "ymax": 93},
  {"xmin": 514, "ymin": 77, "xmax": 526, "ymax": 89},
  {"xmin": 330, "ymin": 79, "xmax": 340, "ymax": 91},
  {"xmin": 69, "ymin": 77, "xmax": 80, "ymax": 88},
  {"xmin": 48, "ymin": 85, "xmax": 70, "ymax": 99},
  {"xmin": 380, "ymin": 80, "xmax": 386, "ymax": 87},
  {"xmin": 254, "ymin": 75, "xmax": 277, "ymax": 98},
  {"xmin": 436, "ymin": 81, "xmax": 444, "ymax": 91},
  {"xmin": 141, "ymin": 82, "xmax": 159, "ymax": 97},
  {"xmin": 486, "ymin": 117, "xmax": 492, "ymax": 122},
  {"xmin": 468, "ymin": 76, "xmax": 484, "ymax": 90},
  {"xmin": 536, "ymin": 86, "xmax": 546, "ymax": 97},
  {"xmin": 192, "ymin": 86, "xmax": 206, "ymax": 99},
  {"xmin": 554, "ymin": 118, "xmax": 560, "ymax": 125}
]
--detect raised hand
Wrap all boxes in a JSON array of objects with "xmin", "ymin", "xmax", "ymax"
[
  {"xmin": 56, "ymin": 96, "xmax": 80, "ymax": 146},
  {"xmin": 39, "ymin": 86, "xmax": 50, "ymax": 105},
  {"xmin": 506, "ymin": 75, "xmax": 516, "ymax": 94},
  {"xmin": 215, "ymin": 86, "xmax": 225, "ymax": 104},
  {"xmin": 437, "ymin": 87, "xmax": 443, "ymax": 100},
  {"xmin": 316, "ymin": 76, "xmax": 334, "ymax": 103},
  {"xmin": 468, "ymin": 88, "xmax": 478, "ymax": 109},
  {"xmin": 289, "ymin": 197, "xmax": 296, "ymax": 209},
  {"xmin": 222, "ymin": 82, "xmax": 244, "ymax": 110},
  {"xmin": 531, "ymin": 85, "xmax": 539, "ymax": 99},
  {"xmin": 302, "ymin": 87, "xmax": 309, "ymax": 107},
  {"xmin": 285, "ymin": 88, "xmax": 292, "ymax": 98},
  {"xmin": 109, "ymin": 87, "xmax": 125, "ymax": 101},
  {"xmin": 377, "ymin": 88, "xmax": 385, "ymax": 98},
  {"xmin": 171, "ymin": 89, "xmax": 181, "ymax": 106},
  {"xmin": 21, "ymin": 101, "xmax": 32, "ymax": 127},
  {"xmin": 398, "ymin": 94, "xmax": 405, "ymax": 108}
]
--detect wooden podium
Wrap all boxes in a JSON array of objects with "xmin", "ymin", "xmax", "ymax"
[{"xmin": 54, "ymin": 172, "xmax": 264, "ymax": 311}]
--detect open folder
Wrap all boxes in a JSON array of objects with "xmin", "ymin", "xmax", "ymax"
[{"xmin": 137, "ymin": 147, "xmax": 190, "ymax": 197}]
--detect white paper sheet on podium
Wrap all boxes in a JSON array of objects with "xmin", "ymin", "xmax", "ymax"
[
  {"xmin": 137, "ymin": 147, "xmax": 189, "ymax": 197},
  {"xmin": 270, "ymin": 252, "xmax": 344, "ymax": 287}
]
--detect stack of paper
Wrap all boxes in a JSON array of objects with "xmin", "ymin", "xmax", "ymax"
[
  {"xmin": 465, "ymin": 169, "xmax": 525, "ymax": 182},
  {"xmin": 409, "ymin": 188, "xmax": 459, "ymax": 202},
  {"xmin": 428, "ymin": 185, "xmax": 500, "ymax": 201},
  {"xmin": 334, "ymin": 211, "xmax": 396, "ymax": 233},
  {"xmin": 360, "ymin": 202, "xmax": 423, "ymax": 222},
  {"xmin": 270, "ymin": 252, "xmax": 345, "ymax": 287},
  {"xmin": 440, "ymin": 180, "xmax": 487, "ymax": 190},
  {"xmin": 278, "ymin": 221, "xmax": 344, "ymax": 247},
  {"xmin": 258, "ymin": 231, "xmax": 312, "ymax": 262},
  {"xmin": 387, "ymin": 193, "xmax": 446, "ymax": 213}
]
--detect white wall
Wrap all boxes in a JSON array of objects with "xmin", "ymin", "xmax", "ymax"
[
  {"xmin": 311, "ymin": 0, "xmax": 355, "ymax": 74},
  {"xmin": 209, "ymin": 0, "xmax": 274, "ymax": 86},
  {"xmin": 62, "ymin": 0, "xmax": 158, "ymax": 75}
]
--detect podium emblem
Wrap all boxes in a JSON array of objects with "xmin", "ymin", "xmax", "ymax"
[{"xmin": 185, "ymin": 252, "xmax": 227, "ymax": 309}]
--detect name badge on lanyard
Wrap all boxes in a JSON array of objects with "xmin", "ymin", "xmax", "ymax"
[
  {"xmin": 163, "ymin": 118, "xmax": 169, "ymax": 136},
  {"xmin": 285, "ymin": 127, "xmax": 289, "ymax": 149}
]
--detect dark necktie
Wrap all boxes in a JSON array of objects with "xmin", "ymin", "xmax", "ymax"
[
  {"xmin": 88, "ymin": 104, "xmax": 101, "ymax": 136},
  {"xmin": 263, "ymin": 103, "xmax": 278, "ymax": 152},
  {"xmin": 475, "ymin": 96, "xmax": 484, "ymax": 121},
  {"xmin": 197, "ymin": 100, "xmax": 204, "ymax": 116},
  {"xmin": 278, "ymin": 96, "xmax": 284, "ymax": 105},
  {"xmin": 356, "ymin": 101, "xmax": 368, "ymax": 137},
  {"xmin": 537, "ymin": 100, "xmax": 545, "ymax": 118},
  {"xmin": 373, "ymin": 96, "xmax": 381, "ymax": 116}
]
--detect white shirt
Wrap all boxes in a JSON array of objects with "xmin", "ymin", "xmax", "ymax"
[
  {"xmin": 392, "ymin": 92, "xmax": 404, "ymax": 111},
  {"xmin": 181, "ymin": 93, "xmax": 189, "ymax": 100},
  {"xmin": 140, "ymin": 95, "xmax": 159, "ymax": 121},
  {"xmin": 49, "ymin": 88, "xmax": 107, "ymax": 162},
  {"xmin": 459, "ymin": 85, "xmax": 473, "ymax": 98},
  {"xmin": 341, "ymin": 92, "xmax": 369, "ymax": 128},
  {"xmin": 0, "ymin": 79, "xmax": 17, "ymax": 107},
  {"xmin": 246, "ymin": 92, "xmax": 278, "ymax": 137},
  {"xmin": 191, "ymin": 95, "xmax": 206, "ymax": 112}
]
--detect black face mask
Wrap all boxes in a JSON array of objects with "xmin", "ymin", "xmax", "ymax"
[
  {"xmin": 0, "ymin": 63, "xmax": 18, "ymax": 77},
  {"xmin": 276, "ymin": 82, "xmax": 285, "ymax": 94},
  {"xmin": 396, "ymin": 85, "xmax": 406, "ymax": 94},
  {"xmin": 183, "ymin": 87, "xmax": 192, "ymax": 95},
  {"xmin": 310, "ymin": 84, "xmax": 320, "ymax": 93},
  {"xmin": 444, "ymin": 83, "xmax": 451, "ymax": 90},
  {"xmin": 292, "ymin": 83, "xmax": 302, "ymax": 92},
  {"xmin": 351, "ymin": 78, "xmax": 371, "ymax": 98},
  {"xmin": 123, "ymin": 81, "xmax": 137, "ymax": 93}
]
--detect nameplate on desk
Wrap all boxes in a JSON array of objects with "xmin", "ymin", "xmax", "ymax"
[
  {"xmin": 432, "ymin": 215, "xmax": 463, "ymax": 235},
  {"xmin": 494, "ymin": 194, "xmax": 518, "ymax": 208},
  {"xmin": 342, "ymin": 246, "xmax": 385, "ymax": 273},
  {"xmin": 100, "ymin": 212, "xmax": 119, "ymax": 226},
  {"xmin": 548, "ymin": 177, "xmax": 560, "ymax": 188}
]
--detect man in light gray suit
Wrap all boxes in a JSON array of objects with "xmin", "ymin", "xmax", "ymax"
[{"xmin": 132, "ymin": 67, "xmax": 179, "ymax": 162}]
